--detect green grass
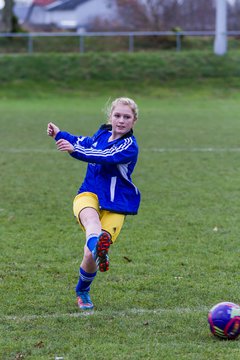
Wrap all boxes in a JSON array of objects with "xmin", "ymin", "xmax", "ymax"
[
  {"xmin": 1, "ymin": 51, "xmax": 240, "ymax": 87},
  {"xmin": 1, "ymin": 82, "xmax": 240, "ymax": 359}
]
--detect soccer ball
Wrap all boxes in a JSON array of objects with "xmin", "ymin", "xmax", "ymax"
[{"xmin": 208, "ymin": 302, "xmax": 240, "ymax": 340}]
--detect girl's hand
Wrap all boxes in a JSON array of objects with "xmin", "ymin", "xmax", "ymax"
[
  {"xmin": 47, "ymin": 122, "xmax": 60, "ymax": 138},
  {"xmin": 56, "ymin": 139, "xmax": 74, "ymax": 153}
]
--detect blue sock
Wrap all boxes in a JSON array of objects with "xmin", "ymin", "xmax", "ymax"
[
  {"xmin": 76, "ymin": 267, "xmax": 97, "ymax": 294},
  {"xmin": 86, "ymin": 234, "xmax": 98, "ymax": 252}
]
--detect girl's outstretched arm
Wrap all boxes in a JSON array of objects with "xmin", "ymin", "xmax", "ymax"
[{"xmin": 47, "ymin": 122, "xmax": 60, "ymax": 138}]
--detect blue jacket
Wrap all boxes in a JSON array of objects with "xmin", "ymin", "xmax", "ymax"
[{"xmin": 55, "ymin": 124, "xmax": 141, "ymax": 215}]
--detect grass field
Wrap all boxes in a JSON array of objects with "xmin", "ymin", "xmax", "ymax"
[{"xmin": 1, "ymin": 83, "xmax": 240, "ymax": 359}]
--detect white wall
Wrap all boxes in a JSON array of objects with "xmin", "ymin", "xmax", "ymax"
[{"xmin": 50, "ymin": 0, "xmax": 116, "ymax": 28}]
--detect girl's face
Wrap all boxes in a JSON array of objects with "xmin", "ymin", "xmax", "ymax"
[{"xmin": 110, "ymin": 104, "xmax": 136, "ymax": 139}]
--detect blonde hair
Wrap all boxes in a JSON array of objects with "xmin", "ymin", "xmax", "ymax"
[{"xmin": 105, "ymin": 97, "xmax": 139, "ymax": 123}]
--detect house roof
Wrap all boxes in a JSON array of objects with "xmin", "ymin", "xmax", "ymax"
[
  {"xmin": 33, "ymin": 0, "xmax": 56, "ymax": 5},
  {"xmin": 46, "ymin": 0, "xmax": 90, "ymax": 11}
]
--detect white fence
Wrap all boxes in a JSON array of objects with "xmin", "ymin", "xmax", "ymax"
[{"xmin": 0, "ymin": 31, "xmax": 240, "ymax": 53}]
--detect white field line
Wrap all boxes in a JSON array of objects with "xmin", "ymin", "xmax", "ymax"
[
  {"xmin": 0, "ymin": 148, "xmax": 58, "ymax": 153},
  {"xmin": 1, "ymin": 306, "xmax": 208, "ymax": 322},
  {"xmin": 2, "ymin": 147, "xmax": 240, "ymax": 154},
  {"xmin": 145, "ymin": 147, "xmax": 240, "ymax": 153}
]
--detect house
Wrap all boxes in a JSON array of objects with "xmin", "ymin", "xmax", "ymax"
[{"xmin": 23, "ymin": 0, "xmax": 116, "ymax": 31}]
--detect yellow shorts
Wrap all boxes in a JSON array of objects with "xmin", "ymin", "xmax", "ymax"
[{"xmin": 73, "ymin": 192, "xmax": 125, "ymax": 243}]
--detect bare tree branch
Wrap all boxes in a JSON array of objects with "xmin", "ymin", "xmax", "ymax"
[{"xmin": 0, "ymin": 0, "xmax": 14, "ymax": 32}]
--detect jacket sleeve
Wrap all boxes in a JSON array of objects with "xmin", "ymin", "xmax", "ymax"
[
  {"xmin": 70, "ymin": 137, "xmax": 138, "ymax": 165},
  {"xmin": 55, "ymin": 131, "xmax": 94, "ymax": 148}
]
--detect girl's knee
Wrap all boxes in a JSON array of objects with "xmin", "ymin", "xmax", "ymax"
[{"xmin": 80, "ymin": 208, "xmax": 101, "ymax": 231}]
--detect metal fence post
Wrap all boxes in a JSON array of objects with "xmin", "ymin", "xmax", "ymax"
[
  {"xmin": 28, "ymin": 34, "xmax": 33, "ymax": 54},
  {"xmin": 80, "ymin": 35, "xmax": 84, "ymax": 53},
  {"xmin": 129, "ymin": 34, "xmax": 134, "ymax": 52},
  {"xmin": 176, "ymin": 32, "xmax": 181, "ymax": 51}
]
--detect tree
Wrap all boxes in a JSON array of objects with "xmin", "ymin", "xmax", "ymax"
[
  {"xmin": 228, "ymin": 0, "xmax": 240, "ymax": 30},
  {"xmin": 114, "ymin": 0, "xmax": 183, "ymax": 31},
  {"xmin": 88, "ymin": 0, "xmax": 231, "ymax": 35},
  {"xmin": 0, "ymin": 0, "xmax": 14, "ymax": 32},
  {"xmin": 178, "ymin": 0, "xmax": 215, "ymax": 31},
  {"xmin": 89, "ymin": 0, "xmax": 182, "ymax": 31}
]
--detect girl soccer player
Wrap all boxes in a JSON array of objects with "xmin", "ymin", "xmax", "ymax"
[{"xmin": 47, "ymin": 97, "xmax": 141, "ymax": 310}]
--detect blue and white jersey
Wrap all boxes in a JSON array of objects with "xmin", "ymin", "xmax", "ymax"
[{"xmin": 55, "ymin": 124, "xmax": 141, "ymax": 215}]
